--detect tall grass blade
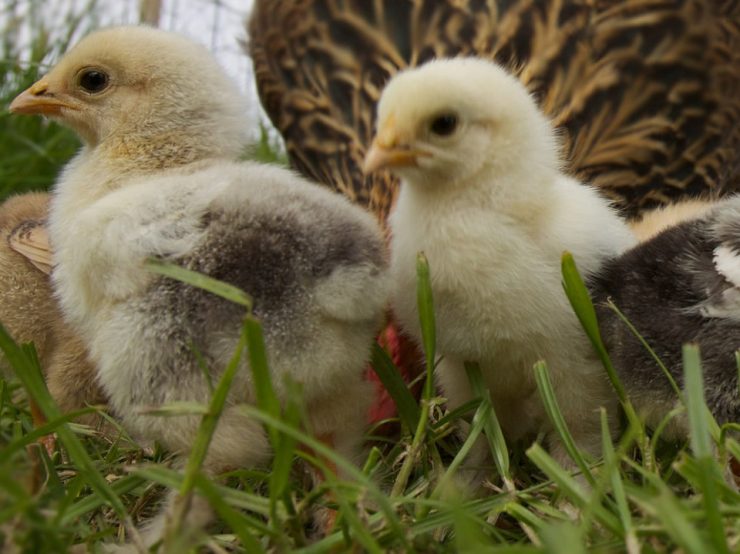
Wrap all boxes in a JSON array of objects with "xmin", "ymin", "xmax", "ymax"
[
  {"xmin": 416, "ymin": 252, "xmax": 436, "ymax": 377},
  {"xmin": 166, "ymin": 330, "xmax": 248, "ymax": 545},
  {"xmin": 145, "ymin": 258, "xmax": 253, "ymax": 309},
  {"xmin": 464, "ymin": 361, "xmax": 512, "ymax": 489},
  {"xmin": 682, "ymin": 344, "xmax": 728, "ymax": 554},
  {"xmin": 532, "ymin": 361, "xmax": 594, "ymax": 486},
  {"xmin": 391, "ymin": 252, "xmax": 440, "ymax": 496},
  {"xmin": 370, "ymin": 342, "xmax": 420, "ymax": 431},
  {"xmin": 0, "ymin": 323, "xmax": 128, "ymax": 519},
  {"xmin": 560, "ymin": 252, "xmax": 641, "ymax": 431},
  {"xmin": 193, "ymin": 474, "xmax": 266, "ymax": 553},
  {"xmin": 268, "ymin": 377, "xmax": 301, "ymax": 521},
  {"xmin": 605, "ymin": 299, "xmax": 682, "ymax": 399},
  {"xmin": 433, "ymin": 397, "xmax": 489, "ymax": 495},
  {"xmin": 243, "ymin": 316, "xmax": 280, "ymax": 444},
  {"xmin": 526, "ymin": 444, "xmax": 621, "ymax": 536},
  {"xmin": 599, "ymin": 409, "xmax": 637, "ymax": 553},
  {"xmin": 235, "ymin": 405, "xmax": 410, "ymax": 548}
]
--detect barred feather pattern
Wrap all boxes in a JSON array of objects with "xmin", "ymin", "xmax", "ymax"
[{"xmin": 248, "ymin": 0, "xmax": 739, "ymax": 221}]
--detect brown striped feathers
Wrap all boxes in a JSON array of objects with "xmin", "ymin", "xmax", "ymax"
[{"xmin": 248, "ymin": 0, "xmax": 739, "ymax": 221}]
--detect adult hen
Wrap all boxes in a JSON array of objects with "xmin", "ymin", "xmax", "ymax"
[
  {"xmin": 248, "ymin": 0, "xmax": 739, "ymax": 222},
  {"xmin": 11, "ymin": 26, "xmax": 388, "ymax": 549},
  {"xmin": 364, "ymin": 58, "xmax": 636, "ymax": 464}
]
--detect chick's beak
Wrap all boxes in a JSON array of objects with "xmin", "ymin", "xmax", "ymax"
[
  {"xmin": 9, "ymin": 79, "xmax": 74, "ymax": 115},
  {"xmin": 362, "ymin": 119, "xmax": 428, "ymax": 174}
]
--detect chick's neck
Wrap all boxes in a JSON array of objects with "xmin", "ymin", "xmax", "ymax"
[{"xmin": 403, "ymin": 158, "xmax": 556, "ymax": 226}]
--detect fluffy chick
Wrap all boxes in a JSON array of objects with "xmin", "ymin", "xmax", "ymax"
[
  {"xmin": 363, "ymin": 58, "xmax": 636, "ymax": 466},
  {"xmin": 11, "ymin": 26, "xmax": 388, "ymax": 548},
  {"xmin": 0, "ymin": 193, "xmax": 103, "ymax": 425},
  {"xmin": 591, "ymin": 196, "xmax": 740, "ymax": 433}
]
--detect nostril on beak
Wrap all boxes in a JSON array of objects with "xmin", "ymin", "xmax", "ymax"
[{"xmin": 29, "ymin": 81, "xmax": 50, "ymax": 96}]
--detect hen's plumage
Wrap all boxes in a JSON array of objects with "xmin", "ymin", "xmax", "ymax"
[
  {"xmin": 248, "ymin": 0, "xmax": 739, "ymax": 221},
  {"xmin": 591, "ymin": 196, "xmax": 740, "ymax": 431},
  {"xmin": 11, "ymin": 26, "xmax": 388, "ymax": 550},
  {"xmin": 367, "ymin": 58, "xmax": 636, "ymax": 464}
]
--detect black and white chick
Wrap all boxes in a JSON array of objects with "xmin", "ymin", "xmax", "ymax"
[
  {"xmin": 363, "ymin": 58, "xmax": 637, "ymax": 468},
  {"xmin": 10, "ymin": 26, "xmax": 388, "ymax": 550},
  {"xmin": 591, "ymin": 196, "xmax": 740, "ymax": 432}
]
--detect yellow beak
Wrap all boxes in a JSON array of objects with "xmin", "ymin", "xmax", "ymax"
[
  {"xmin": 9, "ymin": 79, "xmax": 75, "ymax": 115},
  {"xmin": 362, "ymin": 115, "xmax": 430, "ymax": 174},
  {"xmin": 362, "ymin": 142, "xmax": 426, "ymax": 174}
]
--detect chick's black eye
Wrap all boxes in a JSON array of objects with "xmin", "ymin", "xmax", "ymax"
[
  {"xmin": 430, "ymin": 114, "xmax": 458, "ymax": 136},
  {"xmin": 78, "ymin": 69, "xmax": 109, "ymax": 93}
]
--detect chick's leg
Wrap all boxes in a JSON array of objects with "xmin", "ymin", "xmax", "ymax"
[
  {"xmin": 303, "ymin": 379, "xmax": 373, "ymax": 535},
  {"xmin": 110, "ymin": 407, "xmax": 270, "ymax": 553}
]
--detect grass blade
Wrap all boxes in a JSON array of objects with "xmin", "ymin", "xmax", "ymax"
[
  {"xmin": 167, "ymin": 328, "xmax": 249, "ymax": 543},
  {"xmin": 193, "ymin": 474, "xmax": 266, "ymax": 553},
  {"xmin": 683, "ymin": 344, "xmax": 728, "ymax": 554},
  {"xmin": 600, "ymin": 409, "xmax": 637, "ymax": 554},
  {"xmin": 526, "ymin": 444, "xmax": 621, "ymax": 536},
  {"xmin": 145, "ymin": 258, "xmax": 253, "ymax": 309},
  {"xmin": 370, "ymin": 343, "xmax": 420, "ymax": 431},
  {"xmin": 416, "ymin": 252, "xmax": 436, "ymax": 376},
  {"xmin": 235, "ymin": 405, "xmax": 410, "ymax": 549},
  {"xmin": 560, "ymin": 252, "xmax": 641, "ymax": 431},
  {"xmin": 391, "ymin": 252, "xmax": 440, "ymax": 497},
  {"xmin": 0, "ymin": 324, "xmax": 128, "ymax": 520},
  {"xmin": 532, "ymin": 361, "xmax": 594, "ymax": 487},
  {"xmin": 464, "ymin": 361, "xmax": 512, "ymax": 490}
]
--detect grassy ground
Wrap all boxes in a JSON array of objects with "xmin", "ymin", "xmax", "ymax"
[{"xmin": 0, "ymin": 254, "xmax": 738, "ymax": 553}]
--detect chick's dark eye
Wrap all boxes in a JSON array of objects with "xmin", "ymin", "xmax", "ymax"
[
  {"xmin": 430, "ymin": 114, "xmax": 458, "ymax": 136},
  {"xmin": 78, "ymin": 69, "xmax": 109, "ymax": 93}
]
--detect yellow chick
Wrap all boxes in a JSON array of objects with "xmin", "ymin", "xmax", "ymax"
[
  {"xmin": 0, "ymin": 193, "xmax": 103, "ymax": 427},
  {"xmin": 364, "ymin": 58, "xmax": 637, "ymax": 472},
  {"xmin": 11, "ymin": 26, "xmax": 388, "ymax": 551}
]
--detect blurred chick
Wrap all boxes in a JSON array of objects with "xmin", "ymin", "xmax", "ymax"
[
  {"xmin": 11, "ymin": 26, "xmax": 388, "ymax": 549},
  {"xmin": 0, "ymin": 193, "xmax": 103, "ymax": 427},
  {"xmin": 364, "ymin": 58, "xmax": 636, "ymax": 465},
  {"xmin": 591, "ymin": 196, "xmax": 740, "ymax": 432}
]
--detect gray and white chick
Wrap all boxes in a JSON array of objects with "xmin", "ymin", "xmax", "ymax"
[
  {"xmin": 11, "ymin": 26, "xmax": 388, "ymax": 549},
  {"xmin": 363, "ymin": 58, "xmax": 636, "ymax": 470},
  {"xmin": 590, "ymin": 196, "xmax": 740, "ymax": 433}
]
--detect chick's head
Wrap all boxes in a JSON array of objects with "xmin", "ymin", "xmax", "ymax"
[
  {"xmin": 363, "ymin": 58, "xmax": 559, "ymax": 190},
  {"xmin": 10, "ymin": 26, "xmax": 250, "ymax": 162}
]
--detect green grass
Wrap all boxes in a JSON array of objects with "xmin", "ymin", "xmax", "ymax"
[
  {"xmin": 0, "ymin": 0, "xmax": 99, "ymax": 200},
  {"xmin": 1, "ymin": 252, "xmax": 738, "ymax": 553}
]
